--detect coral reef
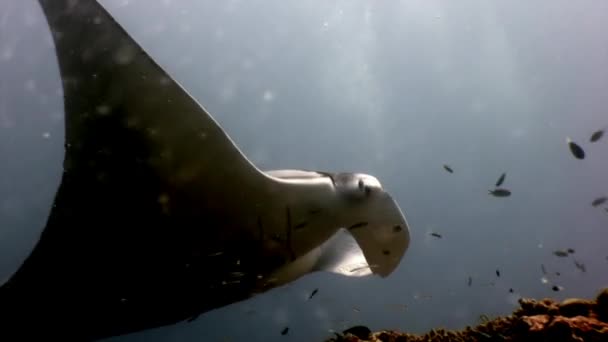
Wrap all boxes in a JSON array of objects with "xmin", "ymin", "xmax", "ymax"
[{"xmin": 327, "ymin": 288, "xmax": 608, "ymax": 342}]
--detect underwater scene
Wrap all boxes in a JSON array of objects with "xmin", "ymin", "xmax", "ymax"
[{"xmin": 0, "ymin": 0, "xmax": 607, "ymax": 341}]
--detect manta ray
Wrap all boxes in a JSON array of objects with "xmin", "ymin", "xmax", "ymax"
[{"xmin": 0, "ymin": 0, "xmax": 411, "ymax": 340}]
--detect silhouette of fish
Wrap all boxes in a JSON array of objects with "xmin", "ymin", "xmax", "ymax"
[
  {"xmin": 590, "ymin": 129, "xmax": 604, "ymax": 143},
  {"xmin": 567, "ymin": 137, "xmax": 585, "ymax": 159},
  {"xmin": 309, "ymin": 288, "xmax": 319, "ymax": 300},
  {"xmin": 495, "ymin": 173, "xmax": 506, "ymax": 187},
  {"xmin": 573, "ymin": 260, "xmax": 586, "ymax": 273},
  {"xmin": 592, "ymin": 197, "xmax": 607, "ymax": 207},
  {"xmin": 489, "ymin": 188, "xmax": 511, "ymax": 197}
]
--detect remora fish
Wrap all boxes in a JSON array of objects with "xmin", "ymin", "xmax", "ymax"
[{"xmin": 0, "ymin": 1, "xmax": 411, "ymax": 340}]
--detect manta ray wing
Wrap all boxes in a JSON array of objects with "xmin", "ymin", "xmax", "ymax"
[{"xmin": 0, "ymin": 0, "xmax": 275, "ymax": 340}]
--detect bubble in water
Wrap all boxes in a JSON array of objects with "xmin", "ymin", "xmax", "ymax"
[
  {"xmin": 24, "ymin": 80, "xmax": 36, "ymax": 92},
  {"xmin": 263, "ymin": 90, "xmax": 275, "ymax": 102},
  {"xmin": 113, "ymin": 45, "xmax": 135, "ymax": 65},
  {"xmin": 2, "ymin": 47, "xmax": 14, "ymax": 61}
]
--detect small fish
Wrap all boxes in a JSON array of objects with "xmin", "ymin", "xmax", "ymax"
[
  {"xmin": 574, "ymin": 260, "xmax": 586, "ymax": 273},
  {"xmin": 221, "ymin": 280, "xmax": 242, "ymax": 285},
  {"xmin": 308, "ymin": 288, "xmax": 319, "ymax": 300},
  {"xmin": 308, "ymin": 208, "xmax": 322, "ymax": 215},
  {"xmin": 496, "ymin": 269, "xmax": 500, "ymax": 277},
  {"xmin": 567, "ymin": 137, "xmax": 585, "ymax": 159},
  {"xmin": 553, "ymin": 250, "xmax": 569, "ymax": 257},
  {"xmin": 467, "ymin": 276, "xmax": 472, "ymax": 287},
  {"xmin": 541, "ymin": 264, "xmax": 547, "ymax": 275},
  {"xmin": 430, "ymin": 232, "xmax": 442, "ymax": 238},
  {"xmin": 592, "ymin": 197, "xmax": 608, "ymax": 207},
  {"xmin": 552, "ymin": 285, "xmax": 562, "ymax": 292},
  {"xmin": 567, "ymin": 248, "xmax": 575, "ymax": 254},
  {"xmin": 488, "ymin": 188, "xmax": 511, "ymax": 197},
  {"xmin": 495, "ymin": 173, "xmax": 506, "ymax": 187},
  {"xmin": 479, "ymin": 314, "xmax": 490, "ymax": 323},
  {"xmin": 509, "ymin": 288, "xmax": 514, "ymax": 293},
  {"xmin": 443, "ymin": 164, "xmax": 454, "ymax": 173},
  {"xmin": 186, "ymin": 314, "xmax": 201, "ymax": 323},
  {"xmin": 476, "ymin": 331, "xmax": 493, "ymax": 339},
  {"xmin": 348, "ymin": 221, "xmax": 368, "ymax": 230},
  {"xmin": 281, "ymin": 327, "xmax": 289, "ymax": 335},
  {"xmin": 555, "ymin": 272, "xmax": 561, "ymax": 276},
  {"xmin": 294, "ymin": 221, "xmax": 308, "ymax": 230},
  {"xmin": 342, "ymin": 326, "xmax": 372, "ymax": 340},
  {"xmin": 590, "ymin": 129, "xmax": 604, "ymax": 142}
]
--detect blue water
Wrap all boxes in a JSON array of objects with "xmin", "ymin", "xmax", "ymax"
[{"xmin": 1, "ymin": 0, "xmax": 607, "ymax": 341}]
